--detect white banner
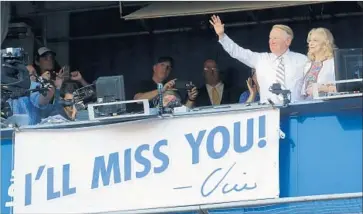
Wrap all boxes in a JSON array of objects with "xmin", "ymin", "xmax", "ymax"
[{"xmin": 13, "ymin": 109, "xmax": 280, "ymax": 213}]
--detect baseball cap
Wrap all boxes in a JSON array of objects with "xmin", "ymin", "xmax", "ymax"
[
  {"xmin": 155, "ymin": 56, "xmax": 174, "ymax": 68},
  {"xmin": 37, "ymin": 47, "xmax": 56, "ymax": 56}
]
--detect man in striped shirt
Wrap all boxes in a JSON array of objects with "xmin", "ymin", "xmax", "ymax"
[{"xmin": 210, "ymin": 15, "xmax": 308, "ymax": 104}]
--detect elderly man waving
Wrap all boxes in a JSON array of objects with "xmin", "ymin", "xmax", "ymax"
[{"xmin": 210, "ymin": 15, "xmax": 308, "ymax": 104}]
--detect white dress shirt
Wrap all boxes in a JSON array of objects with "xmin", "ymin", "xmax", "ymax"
[
  {"xmin": 292, "ymin": 58, "xmax": 335, "ymax": 101},
  {"xmin": 219, "ymin": 34, "xmax": 308, "ymax": 104},
  {"xmin": 206, "ymin": 82, "xmax": 224, "ymax": 104}
]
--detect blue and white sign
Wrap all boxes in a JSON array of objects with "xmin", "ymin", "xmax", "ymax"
[{"xmin": 13, "ymin": 109, "xmax": 280, "ymax": 213}]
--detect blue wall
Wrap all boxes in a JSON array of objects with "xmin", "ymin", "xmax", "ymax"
[
  {"xmin": 1, "ymin": 99, "xmax": 362, "ymax": 213},
  {"xmin": 280, "ymin": 99, "xmax": 362, "ymax": 197}
]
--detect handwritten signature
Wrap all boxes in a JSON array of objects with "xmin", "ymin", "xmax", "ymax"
[{"xmin": 200, "ymin": 162, "xmax": 257, "ymax": 197}]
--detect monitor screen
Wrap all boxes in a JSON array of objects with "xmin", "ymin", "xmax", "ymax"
[
  {"xmin": 333, "ymin": 48, "xmax": 363, "ymax": 92},
  {"xmin": 95, "ymin": 75, "xmax": 126, "ymax": 115}
]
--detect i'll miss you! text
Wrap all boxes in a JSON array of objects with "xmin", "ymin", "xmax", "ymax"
[{"xmin": 23, "ymin": 115, "xmax": 267, "ymax": 206}]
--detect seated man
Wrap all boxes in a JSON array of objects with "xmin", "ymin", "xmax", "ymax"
[
  {"xmin": 133, "ymin": 56, "xmax": 198, "ymax": 109},
  {"xmin": 194, "ymin": 59, "xmax": 237, "ymax": 107},
  {"xmin": 239, "ymin": 68, "xmax": 260, "ymax": 103}
]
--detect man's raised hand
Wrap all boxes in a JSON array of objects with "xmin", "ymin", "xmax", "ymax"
[
  {"xmin": 209, "ymin": 15, "xmax": 225, "ymax": 39},
  {"xmin": 163, "ymin": 79, "xmax": 176, "ymax": 92}
]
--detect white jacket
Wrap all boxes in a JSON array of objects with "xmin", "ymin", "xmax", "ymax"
[
  {"xmin": 292, "ymin": 58, "xmax": 335, "ymax": 101},
  {"xmin": 219, "ymin": 34, "xmax": 308, "ymax": 104}
]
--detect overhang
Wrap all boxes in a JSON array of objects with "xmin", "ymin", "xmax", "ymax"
[{"xmin": 123, "ymin": 1, "xmax": 325, "ymax": 20}]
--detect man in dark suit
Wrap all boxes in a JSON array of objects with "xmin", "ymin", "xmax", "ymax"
[{"xmin": 194, "ymin": 59, "xmax": 237, "ymax": 107}]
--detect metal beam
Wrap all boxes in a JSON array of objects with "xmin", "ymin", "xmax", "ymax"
[
  {"xmin": 46, "ymin": 27, "xmax": 193, "ymax": 43},
  {"xmin": 45, "ymin": 12, "xmax": 363, "ymax": 43}
]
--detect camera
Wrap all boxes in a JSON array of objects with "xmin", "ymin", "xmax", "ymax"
[
  {"xmin": 1, "ymin": 47, "xmax": 27, "ymax": 61},
  {"xmin": 1, "ymin": 48, "xmax": 30, "ymax": 118},
  {"xmin": 1, "ymin": 47, "xmax": 50, "ymax": 118},
  {"xmin": 72, "ymin": 83, "xmax": 96, "ymax": 110},
  {"xmin": 268, "ymin": 83, "xmax": 291, "ymax": 106},
  {"xmin": 1, "ymin": 48, "xmax": 29, "ymax": 88},
  {"xmin": 175, "ymin": 80, "xmax": 196, "ymax": 91},
  {"xmin": 1, "ymin": 48, "xmax": 31, "ymax": 97}
]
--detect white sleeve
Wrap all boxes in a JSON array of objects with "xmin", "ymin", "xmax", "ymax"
[
  {"xmin": 319, "ymin": 59, "xmax": 336, "ymax": 84},
  {"xmin": 218, "ymin": 34, "xmax": 260, "ymax": 69},
  {"xmin": 291, "ymin": 76, "xmax": 305, "ymax": 102},
  {"xmin": 325, "ymin": 61, "xmax": 336, "ymax": 83}
]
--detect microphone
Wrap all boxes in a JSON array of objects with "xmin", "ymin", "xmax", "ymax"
[{"xmin": 157, "ymin": 83, "xmax": 164, "ymax": 115}]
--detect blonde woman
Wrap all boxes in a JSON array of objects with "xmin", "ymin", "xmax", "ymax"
[{"xmin": 296, "ymin": 27, "xmax": 337, "ymax": 100}]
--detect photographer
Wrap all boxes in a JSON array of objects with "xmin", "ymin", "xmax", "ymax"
[
  {"xmin": 29, "ymin": 47, "xmax": 90, "ymax": 88},
  {"xmin": 28, "ymin": 47, "xmax": 89, "ymax": 119},
  {"xmin": 5, "ymin": 67, "xmax": 56, "ymax": 126},
  {"xmin": 133, "ymin": 56, "xmax": 198, "ymax": 109}
]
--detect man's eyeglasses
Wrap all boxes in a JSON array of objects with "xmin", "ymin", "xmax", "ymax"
[{"xmin": 204, "ymin": 67, "xmax": 218, "ymax": 72}]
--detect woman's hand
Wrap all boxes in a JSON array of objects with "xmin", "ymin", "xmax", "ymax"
[
  {"xmin": 54, "ymin": 69, "xmax": 64, "ymax": 89},
  {"xmin": 305, "ymin": 85, "xmax": 313, "ymax": 96},
  {"xmin": 319, "ymin": 84, "xmax": 337, "ymax": 93},
  {"xmin": 246, "ymin": 77, "xmax": 257, "ymax": 95},
  {"xmin": 306, "ymin": 83, "xmax": 337, "ymax": 97},
  {"xmin": 60, "ymin": 65, "xmax": 70, "ymax": 80},
  {"xmin": 71, "ymin": 106, "xmax": 77, "ymax": 120},
  {"xmin": 245, "ymin": 78, "xmax": 258, "ymax": 103}
]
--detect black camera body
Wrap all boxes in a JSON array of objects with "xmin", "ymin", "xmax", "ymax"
[
  {"xmin": 1, "ymin": 48, "xmax": 29, "ymax": 118},
  {"xmin": 269, "ymin": 83, "xmax": 291, "ymax": 106},
  {"xmin": 1, "ymin": 47, "xmax": 50, "ymax": 119},
  {"xmin": 175, "ymin": 80, "xmax": 196, "ymax": 91},
  {"xmin": 1, "ymin": 48, "xmax": 30, "ymax": 89}
]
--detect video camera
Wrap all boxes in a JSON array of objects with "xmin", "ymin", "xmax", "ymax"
[
  {"xmin": 269, "ymin": 83, "xmax": 291, "ymax": 106},
  {"xmin": 72, "ymin": 83, "xmax": 96, "ymax": 110},
  {"xmin": 1, "ymin": 47, "xmax": 51, "ymax": 118},
  {"xmin": 1, "ymin": 48, "xmax": 29, "ymax": 90}
]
